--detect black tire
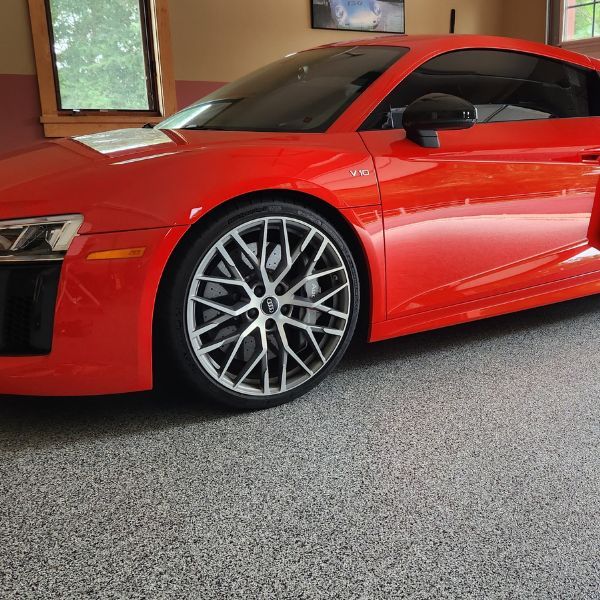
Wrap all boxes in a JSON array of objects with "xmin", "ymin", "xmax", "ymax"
[{"xmin": 155, "ymin": 197, "xmax": 361, "ymax": 409}]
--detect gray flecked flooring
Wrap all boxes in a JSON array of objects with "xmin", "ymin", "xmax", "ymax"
[{"xmin": 1, "ymin": 296, "xmax": 600, "ymax": 599}]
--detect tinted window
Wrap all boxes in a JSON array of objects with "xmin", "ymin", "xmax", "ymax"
[
  {"xmin": 362, "ymin": 49, "xmax": 600, "ymax": 130},
  {"xmin": 159, "ymin": 46, "xmax": 407, "ymax": 133}
]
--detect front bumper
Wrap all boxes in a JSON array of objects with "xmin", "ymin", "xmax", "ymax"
[{"xmin": 0, "ymin": 225, "xmax": 187, "ymax": 396}]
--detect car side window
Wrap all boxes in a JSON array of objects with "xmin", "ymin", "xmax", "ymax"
[{"xmin": 361, "ymin": 49, "xmax": 600, "ymax": 130}]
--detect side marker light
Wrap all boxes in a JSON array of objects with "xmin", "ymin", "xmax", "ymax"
[{"xmin": 87, "ymin": 247, "xmax": 146, "ymax": 260}]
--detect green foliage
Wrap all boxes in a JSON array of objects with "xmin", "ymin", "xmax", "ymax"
[
  {"xmin": 49, "ymin": 0, "xmax": 151, "ymax": 110},
  {"xmin": 566, "ymin": 1, "xmax": 600, "ymax": 40}
]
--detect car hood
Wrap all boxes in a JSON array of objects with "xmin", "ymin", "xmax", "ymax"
[
  {"xmin": 0, "ymin": 127, "xmax": 374, "ymax": 234},
  {"xmin": 0, "ymin": 129, "xmax": 187, "ymax": 231},
  {"xmin": 0, "ymin": 141, "xmax": 92, "ymax": 196},
  {"xmin": 0, "ymin": 129, "xmax": 178, "ymax": 193}
]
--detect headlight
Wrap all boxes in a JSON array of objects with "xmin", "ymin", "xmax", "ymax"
[
  {"xmin": 372, "ymin": 1, "xmax": 382, "ymax": 16},
  {"xmin": 0, "ymin": 215, "xmax": 83, "ymax": 262}
]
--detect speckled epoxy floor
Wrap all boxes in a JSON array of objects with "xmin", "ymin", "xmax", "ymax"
[{"xmin": 1, "ymin": 296, "xmax": 600, "ymax": 599}]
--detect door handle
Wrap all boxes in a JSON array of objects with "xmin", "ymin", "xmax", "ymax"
[{"xmin": 580, "ymin": 152, "xmax": 600, "ymax": 163}]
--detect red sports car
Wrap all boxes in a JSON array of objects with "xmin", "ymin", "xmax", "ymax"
[{"xmin": 2, "ymin": 35, "xmax": 600, "ymax": 408}]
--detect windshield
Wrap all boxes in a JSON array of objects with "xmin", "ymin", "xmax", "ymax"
[{"xmin": 158, "ymin": 46, "xmax": 407, "ymax": 133}]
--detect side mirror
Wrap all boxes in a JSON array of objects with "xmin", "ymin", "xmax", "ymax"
[{"xmin": 402, "ymin": 93, "xmax": 477, "ymax": 148}]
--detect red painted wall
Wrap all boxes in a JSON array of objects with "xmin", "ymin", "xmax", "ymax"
[
  {"xmin": 0, "ymin": 76, "xmax": 225, "ymax": 156},
  {"xmin": 175, "ymin": 80, "xmax": 226, "ymax": 109},
  {"xmin": 0, "ymin": 74, "xmax": 45, "ymax": 155}
]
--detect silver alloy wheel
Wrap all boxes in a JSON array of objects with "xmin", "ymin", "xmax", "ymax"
[{"xmin": 186, "ymin": 216, "xmax": 351, "ymax": 396}]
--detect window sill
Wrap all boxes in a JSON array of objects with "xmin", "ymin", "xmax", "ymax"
[
  {"xmin": 561, "ymin": 38, "xmax": 600, "ymax": 57},
  {"xmin": 40, "ymin": 114, "xmax": 164, "ymax": 138}
]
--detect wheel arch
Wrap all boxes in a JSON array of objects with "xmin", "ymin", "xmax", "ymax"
[{"xmin": 153, "ymin": 189, "xmax": 376, "ymax": 356}]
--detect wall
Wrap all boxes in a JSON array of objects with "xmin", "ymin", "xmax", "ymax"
[
  {"xmin": 0, "ymin": 0, "xmax": 44, "ymax": 152},
  {"xmin": 502, "ymin": 0, "xmax": 547, "ymax": 43},
  {"xmin": 0, "ymin": 0, "xmax": 545, "ymax": 154},
  {"xmin": 171, "ymin": 0, "xmax": 505, "ymax": 82},
  {"xmin": 171, "ymin": 0, "xmax": 505, "ymax": 100}
]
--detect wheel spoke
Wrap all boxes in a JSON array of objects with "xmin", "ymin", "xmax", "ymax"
[
  {"xmin": 292, "ymin": 282, "xmax": 349, "ymax": 307},
  {"xmin": 216, "ymin": 243, "xmax": 246, "ymax": 282},
  {"xmin": 280, "ymin": 315, "xmax": 345, "ymax": 337},
  {"xmin": 191, "ymin": 313, "xmax": 234, "ymax": 337},
  {"xmin": 280, "ymin": 350, "xmax": 288, "ymax": 392},
  {"xmin": 258, "ymin": 219, "xmax": 271, "ymax": 284},
  {"xmin": 274, "ymin": 327, "xmax": 289, "ymax": 393},
  {"xmin": 286, "ymin": 266, "xmax": 345, "ymax": 296},
  {"xmin": 276, "ymin": 322, "xmax": 313, "ymax": 377},
  {"xmin": 306, "ymin": 238, "xmax": 329, "ymax": 276},
  {"xmin": 231, "ymin": 231, "xmax": 260, "ymax": 268},
  {"xmin": 278, "ymin": 316, "xmax": 333, "ymax": 363},
  {"xmin": 287, "ymin": 282, "xmax": 350, "ymax": 320},
  {"xmin": 271, "ymin": 218, "xmax": 292, "ymax": 285},
  {"xmin": 281, "ymin": 219, "xmax": 292, "ymax": 269},
  {"xmin": 314, "ymin": 282, "xmax": 349, "ymax": 305},
  {"xmin": 196, "ymin": 332, "xmax": 241, "ymax": 356},
  {"xmin": 273, "ymin": 226, "xmax": 317, "ymax": 286},
  {"xmin": 220, "ymin": 322, "xmax": 259, "ymax": 379},
  {"xmin": 289, "ymin": 299, "xmax": 349, "ymax": 320},
  {"xmin": 306, "ymin": 328, "xmax": 325, "ymax": 363},
  {"xmin": 191, "ymin": 295, "xmax": 251, "ymax": 317},
  {"xmin": 322, "ymin": 326, "xmax": 345, "ymax": 337},
  {"xmin": 259, "ymin": 328, "xmax": 270, "ymax": 395},
  {"xmin": 196, "ymin": 274, "xmax": 250, "ymax": 291},
  {"xmin": 233, "ymin": 345, "xmax": 267, "ymax": 389}
]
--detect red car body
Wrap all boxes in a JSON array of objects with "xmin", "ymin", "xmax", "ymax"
[{"xmin": 2, "ymin": 34, "xmax": 600, "ymax": 396}]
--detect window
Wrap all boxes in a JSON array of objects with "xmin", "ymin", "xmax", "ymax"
[
  {"xmin": 563, "ymin": 0, "xmax": 600, "ymax": 41},
  {"xmin": 27, "ymin": 0, "xmax": 176, "ymax": 137},
  {"xmin": 548, "ymin": 0, "xmax": 600, "ymax": 56},
  {"xmin": 158, "ymin": 47, "xmax": 407, "ymax": 133},
  {"xmin": 47, "ymin": 0, "xmax": 157, "ymax": 111},
  {"xmin": 361, "ymin": 49, "xmax": 600, "ymax": 130}
]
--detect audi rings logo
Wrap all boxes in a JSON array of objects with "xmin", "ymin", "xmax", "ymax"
[{"xmin": 261, "ymin": 296, "xmax": 279, "ymax": 315}]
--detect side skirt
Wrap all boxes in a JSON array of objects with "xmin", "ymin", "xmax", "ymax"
[{"xmin": 370, "ymin": 269, "xmax": 600, "ymax": 342}]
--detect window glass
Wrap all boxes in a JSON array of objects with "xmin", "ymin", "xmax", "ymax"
[
  {"xmin": 361, "ymin": 49, "xmax": 600, "ymax": 130},
  {"xmin": 563, "ymin": 0, "xmax": 600, "ymax": 41},
  {"xmin": 48, "ymin": 0, "xmax": 155, "ymax": 111},
  {"xmin": 158, "ymin": 46, "xmax": 407, "ymax": 133}
]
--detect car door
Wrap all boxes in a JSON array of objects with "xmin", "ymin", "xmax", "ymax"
[{"xmin": 359, "ymin": 49, "xmax": 600, "ymax": 320}]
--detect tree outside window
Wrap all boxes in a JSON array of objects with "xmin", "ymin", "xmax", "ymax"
[
  {"xmin": 48, "ymin": 0, "xmax": 156, "ymax": 111},
  {"xmin": 563, "ymin": 0, "xmax": 600, "ymax": 41}
]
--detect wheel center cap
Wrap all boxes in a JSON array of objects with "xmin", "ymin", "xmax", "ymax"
[{"xmin": 261, "ymin": 296, "xmax": 279, "ymax": 316}]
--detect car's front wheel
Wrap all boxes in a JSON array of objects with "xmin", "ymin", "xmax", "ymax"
[{"xmin": 157, "ymin": 198, "xmax": 361, "ymax": 409}]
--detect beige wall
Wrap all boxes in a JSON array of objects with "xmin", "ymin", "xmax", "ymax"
[
  {"xmin": 0, "ymin": 0, "xmax": 548, "ymax": 80},
  {"xmin": 0, "ymin": 0, "xmax": 36, "ymax": 75},
  {"xmin": 170, "ymin": 0, "xmax": 506, "ymax": 82},
  {"xmin": 502, "ymin": 0, "xmax": 547, "ymax": 42}
]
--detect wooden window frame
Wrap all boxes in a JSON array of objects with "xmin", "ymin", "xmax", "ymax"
[
  {"xmin": 552, "ymin": 0, "xmax": 600, "ymax": 57},
  {"xmin": 27, "ymin": 0, "xmax": 177, "ymax": 137}
]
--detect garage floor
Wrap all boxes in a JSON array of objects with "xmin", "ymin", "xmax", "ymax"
[{"xmin": 1, "ymin": 296, "xmax": 600, "ymax": 599}]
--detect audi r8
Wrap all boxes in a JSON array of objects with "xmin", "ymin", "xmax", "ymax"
[{"xmin": 2, "ymin": 35, "xmax": 600, "ymax": 408}]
